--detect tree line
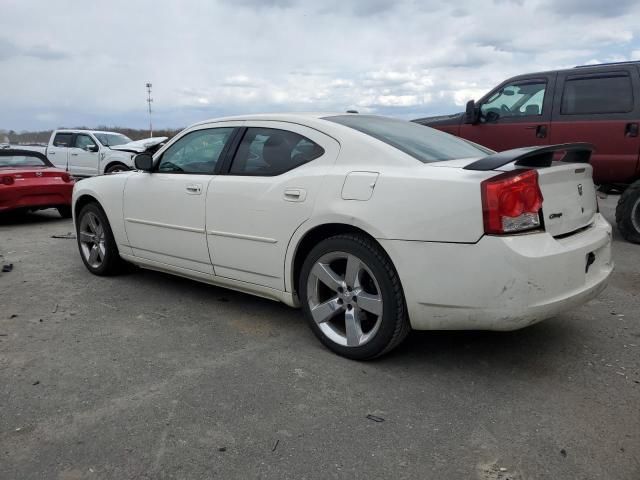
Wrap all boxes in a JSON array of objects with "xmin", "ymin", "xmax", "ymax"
[{"xmin": 0, "ymin": 127, "xmax": 183, "ymax": 145}]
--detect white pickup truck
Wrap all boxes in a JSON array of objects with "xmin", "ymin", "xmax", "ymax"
[{"xmin": 18, "ymin": 129, "xmax": 166, "ymax": 177}]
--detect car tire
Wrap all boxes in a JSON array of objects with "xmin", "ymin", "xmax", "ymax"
[
  {"xmin": 105, "ymin": 163, "xmax": 129, "ymax": 174},
  {"xmin": 299, "ymin": 234, "xmax": 410, "ymax": 360},
  {"xmin": 57, "ymin": 206, "xmax": 72, "ymax": 218},
  {"xmin": 615, "ymin": 181, "xmax": 640, "ymax": 244},
  {"xmin": 76, "ymin": 202, "xmax": 125, "ymax": 276}
]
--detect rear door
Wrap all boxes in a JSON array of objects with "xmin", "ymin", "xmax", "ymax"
[
  {"xmin": 549, "ymin": 67, "xmax": 640, "ymax": 184},
  {"xmin": 460, "ymin": 75, "xmax": 555, "ymax": 151},
  {"xmin": 69, "ymin": 133, "xmax": 100, "ymax": 177},
  {"xmin": 206, "ymin": 122, "xmax": 339, "ymax": 290},
  {"xmin": 47, "ymin": 132, "xmax": 72, "ymax": 170}
]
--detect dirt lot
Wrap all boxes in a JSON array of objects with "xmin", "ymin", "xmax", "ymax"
[{"xmin": 0, "ymin": 196, "xmax": 638, "ymax": 480}]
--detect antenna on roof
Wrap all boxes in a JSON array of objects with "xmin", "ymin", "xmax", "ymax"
[{"xmin": 146, "ymin": 82, "xmax": 153, "ymax": 138}]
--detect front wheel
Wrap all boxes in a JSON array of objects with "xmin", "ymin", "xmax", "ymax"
[
  {"xmin": 105, "ymin": 163, "xmax": 129, "ymax": 174},
  {"xmin": 76, "ymin": 203, "xmax": 124, "ymax": 275},
  {"xmin": 299, "ymin": 234, "xmax": 410, "ymax": 360},
  {"xmin": 615, "ymin": 181, "xmax": 640, "ymax": 244}
]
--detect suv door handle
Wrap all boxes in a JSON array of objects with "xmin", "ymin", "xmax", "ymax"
[
  {"xmin": 525, "ymin": 125, "xmax": 547, "ymax": 138},
  {"xmin": 185, "ymin": 184, "xmax": 202, "ymax": 195},
  {"xmin": 70, "ymin": 153, "xmax": 78, "ymax": 156},
  {"xmin": 284, "ymin": 188, "xmax": 306, "ymax": 202},
  {"xmin": 625, "ymin": 122, "xmax": 639, "ymax": 137}
]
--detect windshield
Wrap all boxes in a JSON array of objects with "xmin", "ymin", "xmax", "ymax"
[
  {"xmin": 325, "ymin": 115, "xmax": 492, "ymax": 163},
  {"xmin": 0, "ymin": 154, "xmax": 49, "ymax": 168},
  {"xmin": 94, "ymin": 133, "xmax": 132, "ymax": 147}
]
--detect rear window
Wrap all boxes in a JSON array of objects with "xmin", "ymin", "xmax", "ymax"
[
  {"xmin": 53, "ymin": 133, "xmax": 73, "ymax": 147},
  {"xmin": 325, "ymin": 115, "xmax": 491, "ymax": 163},
  {"xmin": 561, "ymin": 74, "xmax": 633, "ymax": 115},
  {"xmin": 0, "ymin": 154, "xmax": 48, "ymax": 168}
]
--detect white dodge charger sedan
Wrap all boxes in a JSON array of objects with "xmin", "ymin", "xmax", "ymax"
[{"xmin": 72, "ymin": 113, "xmax": 613, "ymax": 359}]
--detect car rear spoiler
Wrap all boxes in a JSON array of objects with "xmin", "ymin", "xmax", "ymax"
[{"xmin": 463, "ymin": 143, "xmax": 594, "ymax": 171}]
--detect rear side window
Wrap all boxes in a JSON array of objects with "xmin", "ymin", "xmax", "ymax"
[
  {"xmin": 53, "ymin": 133, "xmax": 73, "ymax": 147},
  {"xmin": 561, "ymin": 74, "xmax": 633, "ymax": 115},
  {"xmin": 326, "ymin": 115, "xmax": 492, "ymax": 163},
  {"xmin": 230, "ymin": 128, "xmax": 324, "ymax": 176}
]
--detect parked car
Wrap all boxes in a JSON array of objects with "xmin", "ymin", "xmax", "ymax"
[
  {"xmin": 414, "ymin": 61, "xmax": 640, "ymax": 244},
  {"xmin": 19, "ymin": 130, "xmax": 167, "ymax": 177},
  {"xmin": 72, "ymin": 114, "xmax": 612, "ymax": 359},
  {"xmin": 0, "ymin": 149, "xmax": 74, "ymax": 217}
]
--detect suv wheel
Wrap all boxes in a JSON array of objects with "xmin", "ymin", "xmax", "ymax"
[
  {"xmin": 615, "ymin": 181, "xmax": 640, "ymax": 244},
  {"xmin": 105, "ymin": 163, "xmax": 128, "ymax": 174},
  {"xmin": 299, "ymin": 234, "xmax": 410, "ymax": 360}
]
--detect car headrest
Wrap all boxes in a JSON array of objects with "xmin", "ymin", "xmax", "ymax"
[{"xmin": 263, "ymin": 134, "xmax": 293, "ymax": 170}]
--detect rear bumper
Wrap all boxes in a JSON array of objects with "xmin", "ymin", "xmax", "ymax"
[
  {"xmin": 380, "ymin": 213, "xmax": 613, "ymax": 331},
  {"xmin": 0, "ymin": 183, "xmax": 72, "ymax": 212}
]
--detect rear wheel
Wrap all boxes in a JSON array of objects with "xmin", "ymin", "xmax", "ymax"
[
  {"xmin": 299, "ymin": 234, "xmax": 409, "ymax": 360},
  {"xmin": 76, "ymin": 203, "xmax": 124, "ymax": 275},
  {"xmin": 57, "ymin": 206, "xmax": 72, "ymax": 218},
  {"xmin": 615, "ymin": 181, "xmax": 640, "ymax": 244}
]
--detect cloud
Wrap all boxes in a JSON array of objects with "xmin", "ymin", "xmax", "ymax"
[
  {"xmin": 0, "ymin": 37, "xmax": 69, "ymax": 62},
  {"xmin": 0, "ymin": 0, "xmax": 639, "ymax": 130}
]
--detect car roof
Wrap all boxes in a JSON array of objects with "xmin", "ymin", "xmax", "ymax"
[
  {"xmin": 55, "ymin": 129, "xmax": 122, "ymax": 135},
  {"xmin": 191, "ymin": 112, "xmax": 350, "ymax": 126},
  {"xmin": 506, "ymin": 60, "xmax": 640, "ymax": 80}
]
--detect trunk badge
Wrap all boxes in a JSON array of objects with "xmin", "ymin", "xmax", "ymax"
[
  {"xmin": 35, "ymin": 172, "xmax": 43, "ymax": 177},
  {"xmin": 577, "ymin": 184, "xmax": 583, "ymax": 196}
]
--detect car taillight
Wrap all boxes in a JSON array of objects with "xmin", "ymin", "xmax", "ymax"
[
  {"xmin": 481, "ymin": 169, "xmax": 543, "ymax": 235},
  {"xmin": 1, "ymin": 175, "xmax": 14, "ymax": 185},
  {"xmin": 61, "ymin": 173, "xmax": 72, "ymax": 183}
]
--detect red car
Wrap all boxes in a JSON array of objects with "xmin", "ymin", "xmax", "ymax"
[{"xmin": 0, "ymin": 149, "xmax": 74, "ymax": 217}]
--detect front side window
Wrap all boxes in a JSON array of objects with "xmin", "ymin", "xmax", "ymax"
[
  {"xmin": 326, "ymin": 115, "xmax": 491, "ymax": 163},
  {"xmin": 53, "ymin": 133, "xmax": 73, "ymax": 147},
  {"xmin": 561, "ymin": 74, "xmax": 633, "ymax": 115},
  {"xmin": 74, "ymin": 134, "xmax": 97, "ymax": 150},
  {"xmin": 481, "ymin": 81, "xmax": 547, "ymax": 119},
  {"xmin": 157, "ymin": 128, "xmax": 233, "ymax": 174},
  {"xmin": 229, "ymin": 128, "xmax": 324, "ymax": 176}
]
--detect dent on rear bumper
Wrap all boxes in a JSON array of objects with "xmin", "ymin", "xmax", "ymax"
[{"xmin": 380, "ymin": 214, "xmax": 613, "ymax": 331}]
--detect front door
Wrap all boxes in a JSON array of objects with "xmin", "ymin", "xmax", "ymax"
[
  {"xmin": 69, "ymin": 133, "xmax": 99, "ymax": 177},
  {"xmin": 123, "ymin": 126, "xmax": 235, "ymax": 274},
  {"xmin": 206, "ymin": 122, "xmax": 340, "ymax": 290},
  {"xmin": 460, "ymin": 76, "xmax": 555, "ymax": 151},
  {"xmin": 549, "ymin": 67, "xmax": 640, "ymax": 184}
]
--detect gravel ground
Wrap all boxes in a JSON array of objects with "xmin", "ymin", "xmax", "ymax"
[{"xmin": 0, "ymin": 195, "xmax": 638, "ymax": 480}]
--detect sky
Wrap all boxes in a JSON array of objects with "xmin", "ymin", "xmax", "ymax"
[{"xmin": 1, "ymin": 0, "xmax": 640, "ymax": 131}]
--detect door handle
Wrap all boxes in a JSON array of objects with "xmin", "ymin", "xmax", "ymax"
[
  {"xmin": 186, "ymin": 184, "xmax": 202, "ymax": 194},
  {"xmin": 70, "ymin": 153, "xmax": 78, "ymax": 156},
  {"xmin": 284, "ymin": 188, "xmax": 306, "ymax": 202},
  {"xmin": 525, "ymin": 125, "xmax": 547, "ymax": 138},
  {"xmin": 625, "ymin": 122, "xmax": 639, "ymax": 137},
  {"xmin": 49, "ymin": 152, "xmax": 56, "ymax": 155}
]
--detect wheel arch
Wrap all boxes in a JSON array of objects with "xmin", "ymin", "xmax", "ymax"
[
  {"xmin": 103, "ymin": 160, "xmax": 129, "ymax": 174},
  {"xmin": 74, "ymin": 193, "xmax": 101, "ymax": 220},
  {"xmin": 287, "ymin": 221, "xmax": 397, "ymax": 302}
]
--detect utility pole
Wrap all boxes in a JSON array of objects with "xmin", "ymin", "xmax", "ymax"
[{"xmin": 146, "ymin": 82, "xmax": 153, "ymax": 138}]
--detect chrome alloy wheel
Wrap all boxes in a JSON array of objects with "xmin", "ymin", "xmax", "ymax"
[
  {"xmin": 306, "ymin": 252, "xmax": 383, "ymax": 347},
  {"xmin": 79, "ymin": 212, "xmax": 106, "ymax": 268}
]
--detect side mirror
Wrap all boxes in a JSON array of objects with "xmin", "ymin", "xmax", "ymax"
[
  {"xmin": 134, "ymin": 152, "xmax": 153, "ymax": 172},
  {"xmin": 85, "ymin": 144, "xmax": 99, "ymax": 153},
  {"xmin": 464, "ymin": 100, "xmax": 480, "ymax": 124}
]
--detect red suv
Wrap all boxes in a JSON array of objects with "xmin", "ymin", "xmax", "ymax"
[{"xmin": 414, "ymin": 61, "xmax": 640, "ymax": 243}]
